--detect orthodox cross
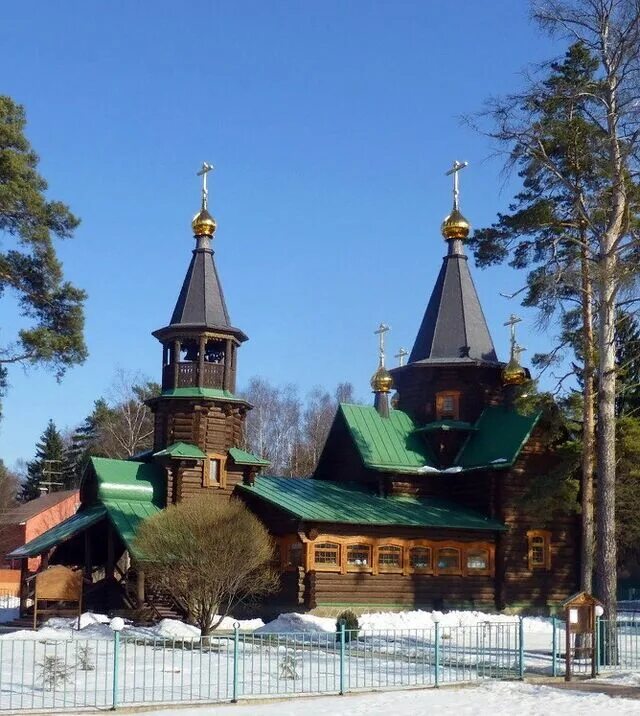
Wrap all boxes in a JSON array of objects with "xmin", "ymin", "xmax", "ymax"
[
  {"xmin": 445, "ymin": 160, "xmax": 468, "ymax": 210},
  {"xmin": 374, "ymin": 323, "xmax": 390, "ymax": 367},
  {"xmin": 197, "ymin": 161, "xmax": 215, "ymax": 209},
  {"xmin": 503, "ymin": 313, "xmax": 523, "ymax": 356},
  {"xmin": 394, "ymin": 347, "xmax": 408, "ymax": 367}
]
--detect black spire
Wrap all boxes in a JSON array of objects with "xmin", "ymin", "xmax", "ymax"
[
  {"xmin": 169, "ymin": 233, "xmax": 231, "ymax": 330},
  {"xmin": 409, "ymin": 238, "xmax": 498, "ymax": 364}
]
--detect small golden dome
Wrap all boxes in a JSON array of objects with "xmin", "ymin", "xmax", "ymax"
[
  {"xmin": 371, "ymin": 365, "xmax": 393, "ymax": 393},
  {"xmin": 502, "ymin": 356, "xmax": 527, "ymax": 387},
  {"xmin": 441, "ymin": 207, "xmax": 470, "ymax": 240},
  {"xmin": 192, "ymin": 207, "xmax": 217, "ymax": 237}
]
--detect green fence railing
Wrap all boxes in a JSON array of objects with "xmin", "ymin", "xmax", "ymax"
[{"xmin": 0, "ymin": 620, "xmax": 523, "ymax": 711}]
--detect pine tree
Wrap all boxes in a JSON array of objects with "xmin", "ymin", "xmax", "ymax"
[
  {"xmin": 21, "ymin": 420, "xmax": 70, "ymax": 501},
  {"xmin": 0, "ymin": 96, "xmax": 87, "ymax": 416}
]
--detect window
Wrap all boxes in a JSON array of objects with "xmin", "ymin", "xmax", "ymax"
[
  {"xmin": 435, "ymin": 391, "xmax": 461, "ymax": 420},
  {"xmin": 204, "ymin": 453, "xmax": 226, "ymax": 488},
  {"xmin": 409, "ymin": 547, "xmax": 432, "ymax": 572},
  {"xmin": 346, "ymin": 544, "xmax": 371, "ymax": 570},
  {"xmin": 287, "ymin": 543, "xmax": 303, "ymax": 569},
  {"xmin": 466, "ymin": 550, "xmax": 490, "ymax": 573},
  {"xmin": 314, "ymin": 542, "xmax": 340, "ymax": 570},
  {"xmin": 377, "ymin": 545, "xmax": 403, "ymax": 572},
  {"xmin": 436, "ymin": 547, "xmax": 461, "ymax": 574},
  {"xmin": 527, "ymin": 530, "xmax": 551, "ymax": 570}
]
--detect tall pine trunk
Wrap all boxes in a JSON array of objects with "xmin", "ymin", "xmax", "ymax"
[{"xmin": 580, "ymin": 238, "xmax": 595, "ymax": 594}]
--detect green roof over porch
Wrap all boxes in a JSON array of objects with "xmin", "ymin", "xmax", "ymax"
[
  {"xmin": 228, "ymin": 447, "xmax": 270, "ymax": 466},
  {"xmin": 8, "ymin": 505, "xmax": 107, "ymax": 558},
  {"xmin": 236, "ymin": 477, "xmax": 505, "ymax": 531}
]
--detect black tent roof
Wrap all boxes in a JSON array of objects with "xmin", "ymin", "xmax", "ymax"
[{"xmin": 409, "ymin": 240, "xmax": 498, "ymax": 365}]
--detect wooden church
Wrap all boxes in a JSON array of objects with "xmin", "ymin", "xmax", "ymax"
[{"xmin": 10, "ymin": 162, "xmax": 579, "ymax": 618}]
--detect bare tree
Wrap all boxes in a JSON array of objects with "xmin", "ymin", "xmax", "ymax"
[
  {"xmin": 98, "ymin": 369, "xmax": 157, "ymax": 459},
  {"xmin": 134, "ymin": 496, "xmax": 278, "ymax": 635}
]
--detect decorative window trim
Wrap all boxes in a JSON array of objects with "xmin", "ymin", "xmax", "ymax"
[
  {"xmin": 375, "ymin": 544, "xmax": 404, "ymax": 575},
  {"xmin": 435, "ymin": 546, "xmax": 462, "ymax": 576},
  {"xmin": 313, "ymin": 541, "xmax": 341, "ymax": 571},
  {"xmin": 435, "ymin": 390, "xmax": 462, "ymax": 420},
  {"xmin": 300, "ymin": 534, "xmax": 495, "ymax": 577},
  {"xmin": 204, "ymin": 453, "xmax": 227, "ymax": 489},
  {"xmin": 345, "ymin": 543, "xmax": 373, "ymax": 574},
  {"xmin": 527, "ymin": 529, "xmax": 552, "ymax": 570}
]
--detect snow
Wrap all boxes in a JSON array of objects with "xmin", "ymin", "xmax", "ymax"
[{"xmin": 56, "ymin": 682, "xmax": 640, "ymax": 715}]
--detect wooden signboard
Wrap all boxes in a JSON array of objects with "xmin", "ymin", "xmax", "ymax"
[{"xmin": 33, "ymin": 566, "xmax": 83, "ymax": 630}]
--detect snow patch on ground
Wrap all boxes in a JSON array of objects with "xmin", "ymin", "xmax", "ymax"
[{"xmin": 255, "ymin": 608, "xmax": 554, "ymax": 637}]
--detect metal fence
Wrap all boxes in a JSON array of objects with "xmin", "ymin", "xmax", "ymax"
[{"xmin": 0, "ymin": 621, "xmax": 524, "ymax": 711}]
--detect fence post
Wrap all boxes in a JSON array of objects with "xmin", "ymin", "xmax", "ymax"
[
  {"xmin": 595, "ymin": 617, "xmax": 601, "ymax": 676},
  {"xmin": 111, "ymin": 630, "xmax": 120, "ymax": 711},
  {"xmin": 339, "ymin": 622, "xmax": 346, "ymax": 695},
  {"xmin": 518, "ymin": 617, "xmax": 524, "ymax": 680},
  {"xmin": 552, "ymin": 617, "xmax": 558, "ymax": 677},
  {"xmin": 434, "ymin": 621, "xmax": 440, "ymax": 687},
  {"xmin": 231, "ymin": 624, "xmax": 239, "ymax": 703}
]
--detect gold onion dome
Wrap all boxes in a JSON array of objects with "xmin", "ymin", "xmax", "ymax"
[
  {"xmin": 192, "ymin": 207, "xmax": 217, "ymax": 237},
  {"xmin": 441, "ymin": 207, "xmax": 470, "ymax": 240},
  {"xmin": 502, "ymin": 355, "xmax": 527, "ymax": 387},
  {"xmin": 371, "ymin": 365, "xmax": 393, "ymax": 393}
]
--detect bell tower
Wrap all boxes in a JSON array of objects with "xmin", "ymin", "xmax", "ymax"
[{"xmin": 148, "ymin": 164, "xmax": 265, "ymax": 501}]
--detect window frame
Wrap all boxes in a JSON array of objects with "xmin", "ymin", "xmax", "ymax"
[
  {"xmin": 406, "ymin": 543, "xmax": 434, "ymax": 575},
  {"xmin": 527, "ymin": 529, "xmax": 552, "ymax": 570},
  {"xmin": 204, "ymin": 452, "xmax": 227, "ymax": 489},
  {"xmin": 375, "ymin": 544, "xmax": 404, "ymax": 574},
  {"xmin": 435, "ymin": 546, "xmax": 462, "ymax": 576},
  {"xmin": 435, "ymin": 390, "xmax": 461, "ymax": 420},
  {"xmin": 466, "ymin": 548, "xmax": 491, "ymax": 575},
  {"xmin": 313, "ymin": 541, "xmax": 341, "ymax": 572},
  {"xmin": 345, "ymin": 543, "xmax": 373, "ymax": 573}
]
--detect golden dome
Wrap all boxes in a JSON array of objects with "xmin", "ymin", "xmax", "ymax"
[
  {"xmin": 192, "ymin": 207, "xmax": 217, "ymax": 237},
  {"xmin": 441, "ymin": 207, "xmax": 470, "ymax": 240},
  {"xmin": 502, "ymin": 356, "xmax": 527, "ymax": 387},
  {"xmin": 371, "ymin": 365, "xmax": 393, "ymax": 393}
]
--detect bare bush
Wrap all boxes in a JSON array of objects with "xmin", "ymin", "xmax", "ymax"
[{"xmin": 134, "ymin": 496, "xmax": 278, "ymax": 636}]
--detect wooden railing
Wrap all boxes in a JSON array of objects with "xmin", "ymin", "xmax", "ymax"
[{"xmin": 162, "ymin": 361, "xmax": 225, "ymax": 390}]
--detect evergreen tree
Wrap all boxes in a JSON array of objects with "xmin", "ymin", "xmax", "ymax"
[
  {"xmin": 0, "ymin": 96, "xmax": 87, "ymax": 416},
  {"xmin": 616, "ymin": 311, "xmax": 640, "ymax": 419},
  {"xmin": 21, "ymin": 420, "xmax": 71, "ymax": 501}
]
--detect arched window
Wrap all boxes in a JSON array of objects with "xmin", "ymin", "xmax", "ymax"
[
  {"xmin": 346, "ymin": 544, "xmax": 372, "ymax": 571},
  {"xmin": 314, "ymin": 542, "xmax": 340, "ymax": 570},
  {"xmin": 287, "ymin": 542, "xmax": 303, "ymax": 569},
  {"xmin": 377, "ymin": 545, "xmax": 403, "ymax": 572},
  {"xmin": 436, "ymin": 547, "xmax": 461, "ymax": 575},
  {"xmin": 466, "ymin": 549, "xmax": 490, "ymax": 573},
  {"xmin": 409, "ymin": 546, "xmax": 432, "ymax": 572}
]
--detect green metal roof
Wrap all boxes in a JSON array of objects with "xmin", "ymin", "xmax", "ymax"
[
  {"xmin": 154, "ymin": 442, "xmax": 206, "ymax": 459},
  {"xmin": 228, "ymin": 447, "xmax": 270, "ymax": 466},
  {"xmin": 413, "ymin": 420, "xmax": 477, "ymax": 433},
  {"xmin": 236, "ymin": 477, "xmax": 505, "ymax": 531},
  {"xmin": 339, "ymin": 404, "xmax": 436, "ymax": 472},
  {"xmin": 159, "ymin": 388, "xmax": 247, "ymax": 402},
  {"xmin": 91, "ymin": 457, "xmax": 166, "ymax": 506},
  {"xmin": 7, "ymin": 506, "xmax": 106, "ymax": 558},
  {"xmin": 456, "ymin": 406, "xmax": 540, "ymax": 470},
  {"xmin": 102, "ymin": 500, "xmax": 161, "ymax": 558}
]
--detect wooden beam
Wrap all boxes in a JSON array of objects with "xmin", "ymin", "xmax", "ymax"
[
  {"xmin": 19, "ymin": 559, "xmax": 28, "ymax": 618},
  {"xmin": 136, "ymin": 568, "xmax": 145, "ymax": 608},
  {"xmin": 198, "ymin": 335, "xmax": 206, "ymax": 388}
]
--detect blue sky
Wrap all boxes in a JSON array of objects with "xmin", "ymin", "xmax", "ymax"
[{"xmin": 1, "ymin": 1, "xmax": 563, "ymax": 466}]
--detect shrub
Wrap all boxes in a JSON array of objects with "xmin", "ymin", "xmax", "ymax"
[
  {"xmin": 336, "ymin": 609, "xmax": 360, "ymax": 643},
  {"xmin": 38, "ymin": 655, "xmax": 72, "ymax": 690},
  {"xmin": 76, "ymin": 644, "xmax": 95, "ymax": 671},
  {"xmin": 134, "ymin": 496, "xmax": 279, "ymax": 636},
  {"xmin": 279, "ymin": 651, "xmax": 299, "ymax": 679}
]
